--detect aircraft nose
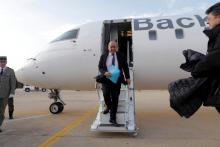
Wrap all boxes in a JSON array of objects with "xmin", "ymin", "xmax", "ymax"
[
  {"xmin": 15, "ymin": 67, "xmax": 26, "ymax": 83},
  {"xmin": 15, "ymin": 58, "xmax": 36, "ymax": 84}
]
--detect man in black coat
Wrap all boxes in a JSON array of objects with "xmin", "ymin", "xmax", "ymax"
[
  {"xmin": 192, "ymin": 2, "xmax": 220, "ymax": 110},
  {"xmin": 98, "ymin": 41, "xmax": 130, "ymax": 126},
  {"xmin": 192, "ymin": 2, "xmax": 220, "ymax": 77},
  {"xmin": 169, "ymin": 3, "xmax": 220, "ymax": 117}
]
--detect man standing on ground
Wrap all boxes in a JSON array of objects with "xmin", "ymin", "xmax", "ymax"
[{"xmin": 0, "ymin": 56, "xmax": 16, "ymax": 132}]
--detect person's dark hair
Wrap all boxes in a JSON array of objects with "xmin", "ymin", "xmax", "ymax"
[
  {"xmin": 206, "ymin": 2, "xmax": 220, "ymax": 15},
  {"xmin": 0, "ymin": 56, "xmax": 7, "ymax": 61}
]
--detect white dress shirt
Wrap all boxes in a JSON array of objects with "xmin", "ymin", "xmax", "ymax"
[{"xmin": 106, "ymin": 52, "xmax": 119, "ymax": 72}]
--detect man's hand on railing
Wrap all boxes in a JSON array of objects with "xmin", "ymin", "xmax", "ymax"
[{"xmin": 126, "ymin": 79, "xmax": 131, "ymax": 85}]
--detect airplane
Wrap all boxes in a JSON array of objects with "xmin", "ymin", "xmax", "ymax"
[{"xmin": 15, "ymin": 13, "xmax": 209, "ymax": 114}]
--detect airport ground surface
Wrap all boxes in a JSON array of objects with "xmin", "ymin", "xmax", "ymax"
[{"xmin": 0, "ymin": 89, "xmax": 220, "ymax": 147}]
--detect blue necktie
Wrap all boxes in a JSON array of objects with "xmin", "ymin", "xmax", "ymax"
[
  {"xmin": 0, "ymin": 68, "xmax": 3, "ymax": 75},
  {"xmin": 112, "ymin": 53, "xmax": 115, "ymax": 66}
]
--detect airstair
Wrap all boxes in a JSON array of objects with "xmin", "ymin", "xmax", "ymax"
[{"xmin": 91, "ymin": 67, "xmax": 137, "ymax": 135}]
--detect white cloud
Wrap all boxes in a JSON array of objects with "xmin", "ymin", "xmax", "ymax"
[
  {"xmin": 198, "ymin": 2, "xmax": 212, "ymax": 11},
  {"xmin": 163, "ymin": 6, "xmax": 195, "ymax": 16},
  {"xmin": 167, "ymin": 0, "xmax": 177, "ymax": 9},
  {"xmin": 0, "ymin": 1, "xmax": 53, "ymax": 69},
  {"xmin": 126, "ymin": 12, "xmax": 163, "ymax": 19},
  {"xmin": 127, "ymin": 4, "xmax": 207, "ymax": 19}
]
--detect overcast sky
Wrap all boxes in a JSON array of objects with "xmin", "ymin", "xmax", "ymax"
[{"xmin": 0, "ymin": 0, "xmax": 219, "ymax": 69}]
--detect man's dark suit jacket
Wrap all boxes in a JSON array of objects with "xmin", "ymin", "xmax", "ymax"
[{"xmin": 98, "ymin": 52, "xmax": 130, "ymax": 85}]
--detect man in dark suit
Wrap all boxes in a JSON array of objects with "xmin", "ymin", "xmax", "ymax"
[
  {"xmin": 0, "ymin": 56, "xmax": 16, "ymax": 132},
  {"xmin": 98, "ymin": 41, "xmax": 130, "ymax": 126}
]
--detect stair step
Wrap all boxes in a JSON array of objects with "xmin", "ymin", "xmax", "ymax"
[
  {"xmin": 100, "ymin": 111, "xmax": 126, "ymax": 113},
  {"xmin": 99, "ymin": 124, "xmax": 125, "ymax": 127},
  {"xmin": 96, "ymin": 125, "xmax": 128, "ymax": 132},
  {"xmin": 100, "ymin": 105, "xmax": 126, "ymax": 112},
  {"xmin": 100, "ymin": 99, "xmax": 127, "ymax": 103},
  {"xmin": 100, "ymin": 113, "xmax": 126, "ymax": 124}
]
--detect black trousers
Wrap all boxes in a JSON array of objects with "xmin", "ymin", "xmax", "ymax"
[
  {"xmin": 8, "ymin": 98, "xmax": 14, "ymax": 113},
  {"xmin": 0, "ymin": 98, "xmax": 8, "ymax": 126},
  {"xmin": 102, "ymin": 83, "xmax": 121, "ymax": 120}
]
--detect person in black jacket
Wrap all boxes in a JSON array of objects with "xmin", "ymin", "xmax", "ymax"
[
  {"xmin": 191, "ymin": 2, "xmax": 220, "ymax": 111},
  {"xmin": 98, "ymin": 41, "xmax": 130, "ymax": 126},
  {"xmin": 192, "ymin": 2, "xmax": 220, "ymax": 77},
  {"xmin": 169, "ymin": 3, "xmax": 220, "ymax": 118}
]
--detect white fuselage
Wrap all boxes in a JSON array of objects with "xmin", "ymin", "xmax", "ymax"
[{"xmin": 16, "ymin": 14, "xmax": 208, "ymax": 90}]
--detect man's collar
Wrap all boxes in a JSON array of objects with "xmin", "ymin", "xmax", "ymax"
[
  {"xmin": 203, "ymin": 24, "xmax": 220, "ymax": 39},
  {"xmin": 0, "ymin": 66, "xmax": 7, "ymax": 70},
  {"xmin": 108, "ymin": 52, "xmax": 116, "ymax": 56}
]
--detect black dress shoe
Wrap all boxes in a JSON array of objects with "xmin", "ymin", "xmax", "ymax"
[
  {"xmin": 215, "ymin": 107, "xmax": 220, "ymax": 113},
  {"xmin": 103, "ymin": 108, "xmax": 109, "ymax": 114},
  {"xmin": 9, "ymin": 112, "xmax": 13, "ymax": 119},
  {"xmin": 109, "ymin": 119, "xmax": 120, "ymax": 127},
  {"xmin": 0, "ymin": 129, "xmax": 2, "ymax": 133}
]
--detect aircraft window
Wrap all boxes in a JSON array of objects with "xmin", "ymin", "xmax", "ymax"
[
  {"xmin": 51, "ymin": 29, "xmax": 79, "ymax": 43},
  {"xmin": 175, "ymin": 29, "xmax": 184, "ymax": 39},
  {"xmin": 149, "ymin": 30, "xmax": 157, "ymax": 40}
]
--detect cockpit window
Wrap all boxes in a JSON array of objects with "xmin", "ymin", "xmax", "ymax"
[{"xmin": 51, "ymin": 29, "xmax": 79, "ymax": 43}]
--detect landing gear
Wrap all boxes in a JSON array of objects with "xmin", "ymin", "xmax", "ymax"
[
  {"xmin": 49, "ymin": 102, "xmax": 64, "ymax": 114},
  {"xmin": 48, "ymin": 89, "xmax": 66, "ymax": 114}
]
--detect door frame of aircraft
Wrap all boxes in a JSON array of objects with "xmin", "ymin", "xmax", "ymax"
[{"xmin": 101, "ymin": 19, "xmax": 133, "ymax": 66}]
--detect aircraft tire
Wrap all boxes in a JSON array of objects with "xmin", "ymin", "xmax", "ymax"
[
  {"xmin": 57, "ymin": 102, "xmax": 64, "ymax": 113},
  {"xmin": 25, "ymin": 88, "xmax": 30, "ymax": 92},
  {"xmin": 49, "ymin": 102, "xmax": 64, "ymax": 114},
  {"xmin": 42, "ymin": 88, "xmax": 47, "ymax": 92}
]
